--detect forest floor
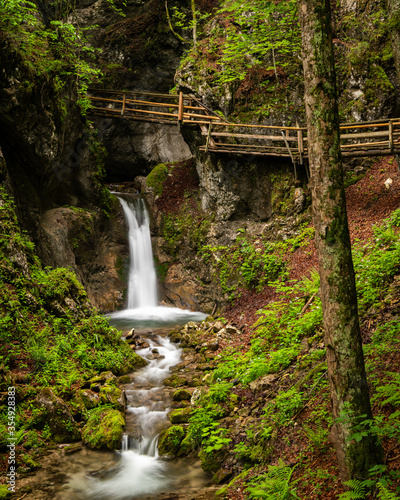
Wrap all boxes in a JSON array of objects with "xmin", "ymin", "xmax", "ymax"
[
  {"xmin": 219, "ymin": 156, "xmax": 400, "ymax": 499},
  {"xmin": 224, "ymin": 156, "xmax": 400, "ymax": 338}
]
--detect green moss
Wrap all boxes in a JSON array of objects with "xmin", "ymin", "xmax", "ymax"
[
  {"xmin": 82, "ymin": 408, "xmax": 125, "ymax": 450},
  {"xmin": 146, "ymin": 163, "xmax": 172, "ymax": 196},
  {"xmin": 158, "ymin": 425, "xmax": 185, "ymax": 457},
  {"xmin": 172, "ymin": 388, "xmax": 192, "ymax": 401},
  {"xmin": 0, "ymin": 485, "xmax": 12, "ymax": 499},
  {"xmin": 170, "ymin": 407, "xmax": 193, "ymax": 424}
]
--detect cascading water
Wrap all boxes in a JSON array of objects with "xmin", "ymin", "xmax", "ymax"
[
  {"xmin": 68, "ymin": 194, "xmax": 208, "ymax": 499},
  {"xmin": 109, "ymin": 195, "xmax": 207, "ymax": 329},
  {"xmin": 119, "ymin": 197, "xmax": 158, "ymax": 309},
  {"xmin": 85, "ymin": 335, "xmax": 182, "ymax": 499},
  {"xmin": 55, "ymin": 194, "xmax": 210, "ymax": 499}
]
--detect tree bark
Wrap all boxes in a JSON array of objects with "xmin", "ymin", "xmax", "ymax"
[
  {"xmin": 387, "ymin": 0, "xmax": 400, "ymax": 85},
  {"xmin": 297, "ymin": 0, "xmax": 383, "ymax": 482}
]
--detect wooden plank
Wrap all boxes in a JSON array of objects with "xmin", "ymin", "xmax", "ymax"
[
  {"xmin": 183, "ymin": 112, "xmax": 221, "ymax": 120},
  {"xmin": 91, "ymin": 106, "xmax": 177, "ymax": 119},
  {"xmin": 214, "ymin": 142, "xmax": 294, "ymax": 151},
  {"xmin": 341, "ymin": 140, "xmax": 389, "ymax": 149},
  {"xmin": 88, "ymin": 88, "xmax": 179, "ymax": 98},
  {"xmin": 202, "ymin": 131, "xmax": 298, "ymax": 141},
  {"xmin": 340, "ymin": 130, "xmax": 388, "ymax": 140},
  {"xmin": 199, "ymin": 146, "xmax": 297, "ymax": 157}
]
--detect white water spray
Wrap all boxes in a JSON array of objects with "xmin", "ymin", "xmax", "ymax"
[
  {"xmin": 109, "ymin": 196, "xmax": 207, "ymax": 328},
  {"xmin": 119, "ymin": 197, "xmax": 158, "ymax": 308}
]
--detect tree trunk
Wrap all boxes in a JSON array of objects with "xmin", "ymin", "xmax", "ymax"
[
  {"xmin": 297, "ymin": 0, "xmax": 383, "ymax": 482},
  {"xmin": 388, "ymin": 0, "xmax": 400, "ymax": 85}
]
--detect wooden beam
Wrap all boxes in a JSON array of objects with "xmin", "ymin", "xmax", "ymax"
[
  {"xmin": 201, "ymin": 131, "xmax": 298, "ymax": 141},
  {"xmin": 178, "ymin": 92, "xmax": 184, "ymax": 122}
]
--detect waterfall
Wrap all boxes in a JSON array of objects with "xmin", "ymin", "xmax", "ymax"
[
  {"xmin": 109, "ymin": 194, "xmax": 207, "ymax": 329},
  {"xmin": 118, "ymin": 197, "xmax": 158, "ymax": 308}
]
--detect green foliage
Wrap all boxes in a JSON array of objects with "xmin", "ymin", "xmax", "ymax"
[
  {"xmin": 162, "ymin": 202, "xmax": 211, "ymax": 258},
  {"xmin": 202, "ymin": 422, "xmax": 231, "ymax": 453},
  {"xmin": 201, "ymin": 233, "xmax": 285, "ymax": 298},
  {"xmin": 215, "ymin": 0, "xmax": 301, "ymax": 85},
  {"xmin": 0, "ymin": 0, "xmax": 102, "ymax": 114},
  {"xmin": 352, "ymin": 213, "xmax": 400, "ymax": 314},
  {"xmin": 265, "ymin": 387, "xmax": 303, "ymax": 426},
  {"xmin": 245, "ymin": 460, "xmax": 299, "ymax": 499}
]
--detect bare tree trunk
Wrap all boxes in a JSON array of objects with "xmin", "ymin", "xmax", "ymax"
[
  {"xmin": 388, "ymin": 0, "xmax": 400, "ymax": 84},
  {"xmin": 191, "ymin": 0, "xmax": 197, "ymax": 47},
  {"xmin": 297, "ymin": 0, "xmax": 383, "ymax": 482}
]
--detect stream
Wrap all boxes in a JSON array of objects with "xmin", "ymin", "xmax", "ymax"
[{"xmin": 52, "ymin": 195, "xmax": 212, "ymax": 499}]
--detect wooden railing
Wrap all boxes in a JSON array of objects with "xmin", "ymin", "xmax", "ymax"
[
  {"xmin": 87, "ymin": 90, "xmax": 400, "ymax": 161},
  {"xmin": 88, "ymin": 89, "xmax": 224, "ymax": 125}
]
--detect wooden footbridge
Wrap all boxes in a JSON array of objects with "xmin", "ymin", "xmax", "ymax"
[{"xmin": 88, "ymin": 89, "xmax": 400, "ymax": 165}]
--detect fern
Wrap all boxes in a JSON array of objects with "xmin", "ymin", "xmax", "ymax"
[
  {"xmin": 246, "ymin": 460, "xmax": 299, "ymax": 499},
  {"xmin": 377, "ymin": 483, "xmax": 400, "ymax": 500},
  {"xmin": 338, "ymin": 480, "xmax": 368, "ymax": 500},
  {"xmin": 374, "ymin": 373, "xmax": 400, "ymax": 407}
]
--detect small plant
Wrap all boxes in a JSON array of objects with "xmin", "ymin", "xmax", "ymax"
[{"xmin": 246, "ymin": 460, "xmax": 299, "ymax": 499}]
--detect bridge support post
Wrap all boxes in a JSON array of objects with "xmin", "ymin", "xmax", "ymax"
[
  {"xmin": 121, "ymin": 93, "xmax": 126, "ymax": 116},
  {"xmin": 178, "ymin": 92, "xmax": 184, "ymax": 122}
]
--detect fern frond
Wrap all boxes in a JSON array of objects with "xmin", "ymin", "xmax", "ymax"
[
  {"xmin": 338, "ymin": 479, "xmax": 368, "ymax": 500},
  {"xmin": 377, "ymin": 483, "xmax": 400, "ymax": 500}
]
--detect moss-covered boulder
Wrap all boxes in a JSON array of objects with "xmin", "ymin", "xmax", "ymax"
[
  {"xmin": 32, "ymin": 389, "xmax": 80, "ymax": 443},
  {"xmin": 76, "ymin": 389, "xmax": 101, "ymax": 410},
  {"xmin": 169, "ymin": 407, "xmax": 193, "ymax": 424},
  {"xmin": 172, "ymin": 388, "xmax": 192, "ymax": 401},
  {"xmin": 82, "ymin": 408, "xmax": 125, "ymax": 450},
  {"xmin": 89, "ymin": 371, "xmax": 117, "ymax": 386},
  {"xmin": 164, "ymin": 374, "xmax": 187, "ymax": 388},
  {"xmin": 117, "ymin": 375, "xmax": 131, "ymax": 384},
  {"xmin": 199, "ymin": 446, "xmax": 229, "ymax": 475},
  {"xmin": 99, "ymin": 385, "xmax": 126, "ymax": 412},
  {"xmin": 176, "ymin": 433, "xmax": 193, "ymax": 456},
  {"xmin": 158, "ymin": 425, "xmax": 185, "ymax": 457}
]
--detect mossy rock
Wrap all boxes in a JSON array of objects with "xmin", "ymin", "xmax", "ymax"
[
  {"xmin": 82, "ymin": 408, "xmax": 125, "ymax": 450},
  {"xmin": 176, "ymin": 433, "xmax": 193, "ymax": 457},
  {"xmin": 32, "ymin": 389, "xmax": 80, "ymax": 443},
  {"xmin": 99, "ymin": 385, "xmax": 126, "ymax": 412},
  {"xmin": 120, "ymin": 352, "xmax": 148, "ymax": 374},
  {"xmin": 76, "ymin": 389, "xmax": 101, "ymax": 410},
  {"xmin": 0, "ymin": 485, "xmax": 12, "ymax": 499},
  {"xmin": 199, "ymin": 446, "xmax": 229, "ymax": 474},
  {"xmin": 169, "ymin": 331, "xmax": 182, "ymax": 343},
  {"xmin": 172, "ymin": 389, "xmax": 192, "ymax": 401},
  {"xmin": 169, "ymin": 407, "xmax": 193, "ymax": 424},
  {"xmin": 117, "ymin": 375, "xmax": 131, "ymax": 384},
  {"xmin": 146, "ymin": 162, "xmax": 171, "ymax": 196},
  {"xmin": 21, "ymin": 455, "xmax": 41, "ymax": 470},
  {"xmin": 158, "ymin": 425, "xmax": 185, "ymax": 457},
  {"xmin": 164, "ymin": 374, "xmax": 187, "ymax": 388},
  {"xmin": 89, "ymin": 371, "xmax": 117, "ymax": 387}
]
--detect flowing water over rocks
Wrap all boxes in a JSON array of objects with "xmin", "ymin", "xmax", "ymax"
[{"xmin": 17, "ymin": 194, "xmax": 214, "ymax": 499}]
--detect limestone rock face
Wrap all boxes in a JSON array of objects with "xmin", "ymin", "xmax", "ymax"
[
  {"xmin": 40, "ymin": 205, "xmax": 128, "ymax": 312},
  {"xmin": 95, "ymin": 119, "xmax": 192, "ymax": 181}
]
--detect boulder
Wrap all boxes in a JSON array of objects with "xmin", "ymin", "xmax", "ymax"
[
  {"xmin": 99, "ymin": 385, "xmax": 126, "ymax": 412},
  {"xmin": 32, "ymin": 389, "xmax": 80, "ymax": 443},
  {"xmin": 158, "ymin": 425, "xmax": 185, "ymax": 457},
  {"xmin": 82, "ymin": 408, "xmax": 125, "ymax": 450},
  {"xmin": 169, "ymin": 407, "xmax": 193, "ymax": 424},
  {"xmin": 77, "ymin": 389, "xmax": 101, "ymax": 410},
  {"xmin": 172, "ymin": 389, "xmax": 192, "ymax": 402}
]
